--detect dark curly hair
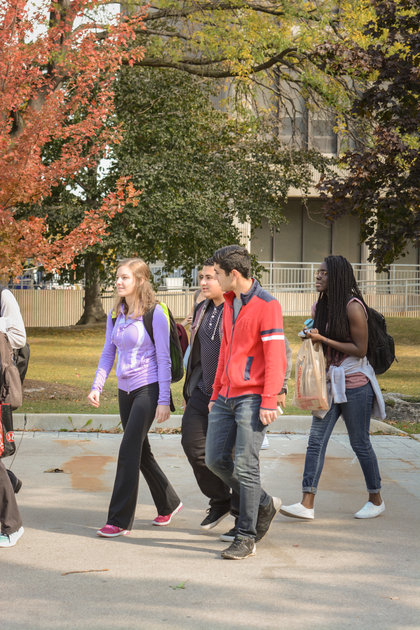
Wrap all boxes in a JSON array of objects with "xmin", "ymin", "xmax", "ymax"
[{"xmin": 212, "ymin": 245, "xmax": 251, "ymax": 278}]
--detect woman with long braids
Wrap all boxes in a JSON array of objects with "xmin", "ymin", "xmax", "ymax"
[
  {"xmin": 281, "ymin": 255, "xmax": 386, "ymax": 520},
  {"xmin": 88, "ymin": 258, "xmax": 182, "ymax": 537}
]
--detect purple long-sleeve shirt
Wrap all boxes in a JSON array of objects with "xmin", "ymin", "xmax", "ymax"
[{"xmin": 91, "ymin": 304, "xmax": 171, "ymax": 405}]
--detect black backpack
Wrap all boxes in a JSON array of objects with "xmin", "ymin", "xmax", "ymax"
[
  {"xmin": 0, "ymin": 287, "xmax": 30, "ymax": 384},
  {"xmin": 366, "ymin": 308, "xmax": 396, "ymax": 375}
]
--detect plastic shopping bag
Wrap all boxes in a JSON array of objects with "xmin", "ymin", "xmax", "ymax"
[{"xmin": 292, "ymin": 340, "xmax": 329, "ymax": 411}]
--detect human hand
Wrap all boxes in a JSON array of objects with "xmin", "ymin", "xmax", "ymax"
[
  {"xmin": 87, "ymin": 390, "xmax": 100, "ymax": 408},
  {"xmin": 181, "ymin": 314, "xmax": 193, "ymax": 327},
  {"xmin": 305, "ymin": 328, "xmax": 323, "ymax": 344},
  {"xmin": 277, "ymin": 393, "xmax": 286, "ymax": 409},
  {"xmin": 208, "ymin": 401, "xmax": 215, "ymax": 413},
  {"xmin": 155, "ymin": 404, "xmax": 171, "ymax": 424},
  {"xmin": 259, "ymin": 408, "xmax": 278, "ymax": 425}
]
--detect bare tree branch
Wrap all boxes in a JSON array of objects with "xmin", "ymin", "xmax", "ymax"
[
  {"xmin": 142, "ymin": 2, "xmax": 286, "ymax": 22},
  {"xmin": 135, "ymin": 48, "xmax": 299, "ymax": 77},
  {"xmin": 140, "ymin": 29, "xmax": 191, "ymax": 40}
]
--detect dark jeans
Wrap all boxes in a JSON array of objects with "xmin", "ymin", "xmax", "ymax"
[
  {"xmin": 181, "ymin": 387, "xmax": 232, "ymax": 512},
  {"xmin": 206, "ymin": 394, "xmax": 270, "ymax": 539},
  {"xmin": 303, "ymin": 382, "xmax": 382, "ymax": 494},
  {"xmin": 0, "ymin": 460, "xmax": 22, "ymax": 534},
  {"xmin": 107, "ymin": 383, "xmax": 181, "ymax": 530}
]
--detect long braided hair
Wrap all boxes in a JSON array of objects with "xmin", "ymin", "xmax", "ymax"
[{"xmin": 313, "ymin": 255, "xmax": 367, "ymax": 347}]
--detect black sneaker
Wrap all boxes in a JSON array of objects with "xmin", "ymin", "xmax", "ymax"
[
  {"xmin": 219, "ymin": 526, "xmax": 237, "ymax": 542},
  {"xmin": 221, "ymin": 536, "xmax": 256, "ymax": 560},
  {"xmin": 255, "ymin": 496, "xmax": 282, "ymax": 542},
  {"xmin": 200, "ymin": 506, "xmax": 230, "ymax": 530}
]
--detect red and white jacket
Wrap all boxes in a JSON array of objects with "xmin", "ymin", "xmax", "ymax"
[{"xmin": 210, "ymin": 279, "xmax": 286, "ymax": 410}]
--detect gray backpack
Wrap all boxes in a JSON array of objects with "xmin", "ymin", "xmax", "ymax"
[
  {"xmin": 0, "ymin": 332, "xmax": 22, "ymax": 409},
  {"xmin": 0, "ymin": 288, "xmax": 30, "ymax": 408}
]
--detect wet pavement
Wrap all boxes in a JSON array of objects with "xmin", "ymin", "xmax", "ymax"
[{"xmin": 2, "ymin": 431, "xmax": 420, "ymax": 630}]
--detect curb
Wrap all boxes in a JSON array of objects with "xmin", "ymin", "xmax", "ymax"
[{"xmin": 13, "ymin": 413, "xmax": 407, "ymax": 436}]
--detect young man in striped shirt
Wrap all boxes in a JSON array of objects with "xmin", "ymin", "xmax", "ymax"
[{"xmin": 205, "ymin": 245, "xmax": 287, "ymax": 559}]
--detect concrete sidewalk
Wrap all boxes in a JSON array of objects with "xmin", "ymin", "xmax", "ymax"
[{"xmin": 2, "ymin": 432, "xmax": 420, "ymax": 630}]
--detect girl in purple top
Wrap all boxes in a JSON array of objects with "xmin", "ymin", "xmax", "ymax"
[
  {"xmin": 281, "ymin": 255, "xmax": 385, "ymax": 521},
  {"xmin": 88, "ymin": 258, "xmax": 182, "ymax": 537}
]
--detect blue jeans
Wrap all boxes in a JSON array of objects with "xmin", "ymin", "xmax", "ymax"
[
  {"xmin": 303, "ymin": 382, "xmax": 382, "ymax": 494},
  {"xmin": 205, "ymin": 394, "xmax": 270, "ymax": 539}
]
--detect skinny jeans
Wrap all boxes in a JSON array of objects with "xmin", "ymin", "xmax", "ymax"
[
  {"xmin": 302, "ymin": 382, "xmax": 382, "ymax": 494},
  {"xmin": 107, "ymin": 382, "xmax": 180, "ymax": 530}
]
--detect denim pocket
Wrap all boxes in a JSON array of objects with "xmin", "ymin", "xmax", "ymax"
[{"xmin": 244, "ymin": 356, "xmax": 254, "ymax": 381}]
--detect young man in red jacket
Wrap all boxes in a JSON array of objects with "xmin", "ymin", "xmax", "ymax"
[{"xmin": 205, "ymin": 245, "xmax": 287, "ymax": 559}]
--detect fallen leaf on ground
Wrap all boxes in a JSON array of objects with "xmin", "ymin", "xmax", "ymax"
[{"xmin": 170, "ymin": 581, "xmax": 187, "ymax": 590}]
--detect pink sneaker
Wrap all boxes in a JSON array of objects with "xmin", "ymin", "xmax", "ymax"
[
  {"xmin": 96, "ymin": 524, "xmax": 130, "ymax": 538},
  {"xmin": 152, "ymin": 502, "xmax": 183, "ymax": 526}
]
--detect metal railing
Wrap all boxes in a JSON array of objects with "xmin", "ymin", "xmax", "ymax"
[
  {"xmin": 259, "ymin": 261, "xmax": 420, "ymax": 295},
  {"xmin": 10, "ymin": 261, "xmax": 420, "ymax": 326}
]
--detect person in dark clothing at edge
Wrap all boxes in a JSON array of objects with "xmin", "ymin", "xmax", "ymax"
[
  {"xmin": 205, "ymin": 245, "xmax": 287, "ymax": 560},
  {"xmin": 182, "ymin": 257, "xmax": 292, "ymax": 539}
]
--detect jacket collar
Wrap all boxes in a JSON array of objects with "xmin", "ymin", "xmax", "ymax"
[{"xmin": 224, "ymin": 278, "xmax": 261, "ymax": 306}]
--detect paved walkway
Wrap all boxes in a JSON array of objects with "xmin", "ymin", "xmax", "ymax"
[{"xmin": 2, "ymin": 432, "xmax": 420, "ymax": 630}]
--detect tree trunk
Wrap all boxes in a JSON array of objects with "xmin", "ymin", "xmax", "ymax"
[{"xmin": 77, "ymin": 253, "xmax": 107, "ymax": 325}]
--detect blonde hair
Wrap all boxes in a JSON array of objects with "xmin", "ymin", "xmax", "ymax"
[{"xmin": 113, "ymin": 258, "xmax": 156, "ymax": 318}]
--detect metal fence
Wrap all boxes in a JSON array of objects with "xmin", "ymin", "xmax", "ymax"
[
  {"xmin": 10, "ymin": 262, "xmax": 420, "ymax": 326},
  {"xmin": 99, "ymin": 290, "xmax": 195, "ymax": 322},
  {"xmin": 259, "ymin": 261, "xmax": 420, "ymax": 295}
]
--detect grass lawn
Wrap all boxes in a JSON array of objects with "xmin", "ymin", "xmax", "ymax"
[{"xmin": 21, "ymin": 317, "xmax": 420, "ymax": 425}]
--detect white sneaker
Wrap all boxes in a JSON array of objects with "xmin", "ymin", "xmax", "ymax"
[
  {"xmin": 354, "ymin": 501, "xmax": 385, "ymax": 519},
  {"xmin": 0, "ymin": 526, "xmax": 24, "ymax": 548},
  {"xmin": 280, "ymin": 503, "xmax": 314, "ymax": 520}
]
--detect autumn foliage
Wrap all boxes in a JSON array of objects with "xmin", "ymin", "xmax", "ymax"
[{"xmin": 0, "ymin": 0, "xmax": 143, "ymax": 275}]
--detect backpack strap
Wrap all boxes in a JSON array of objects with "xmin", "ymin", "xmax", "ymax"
[
  {"xmin": 112, "ymin": 305, "xmax": 159, "ymax": 342},
  {"xmin": 142, "ymin": 304, "xmax": 158, "ymax": 344},
  {"xmin": 347, "ymin": 296, "xmax": 368, "ymax": 319},
  {"xmin": 143, "ymin": 303, "xmax": 175, "ymax": 411}
]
